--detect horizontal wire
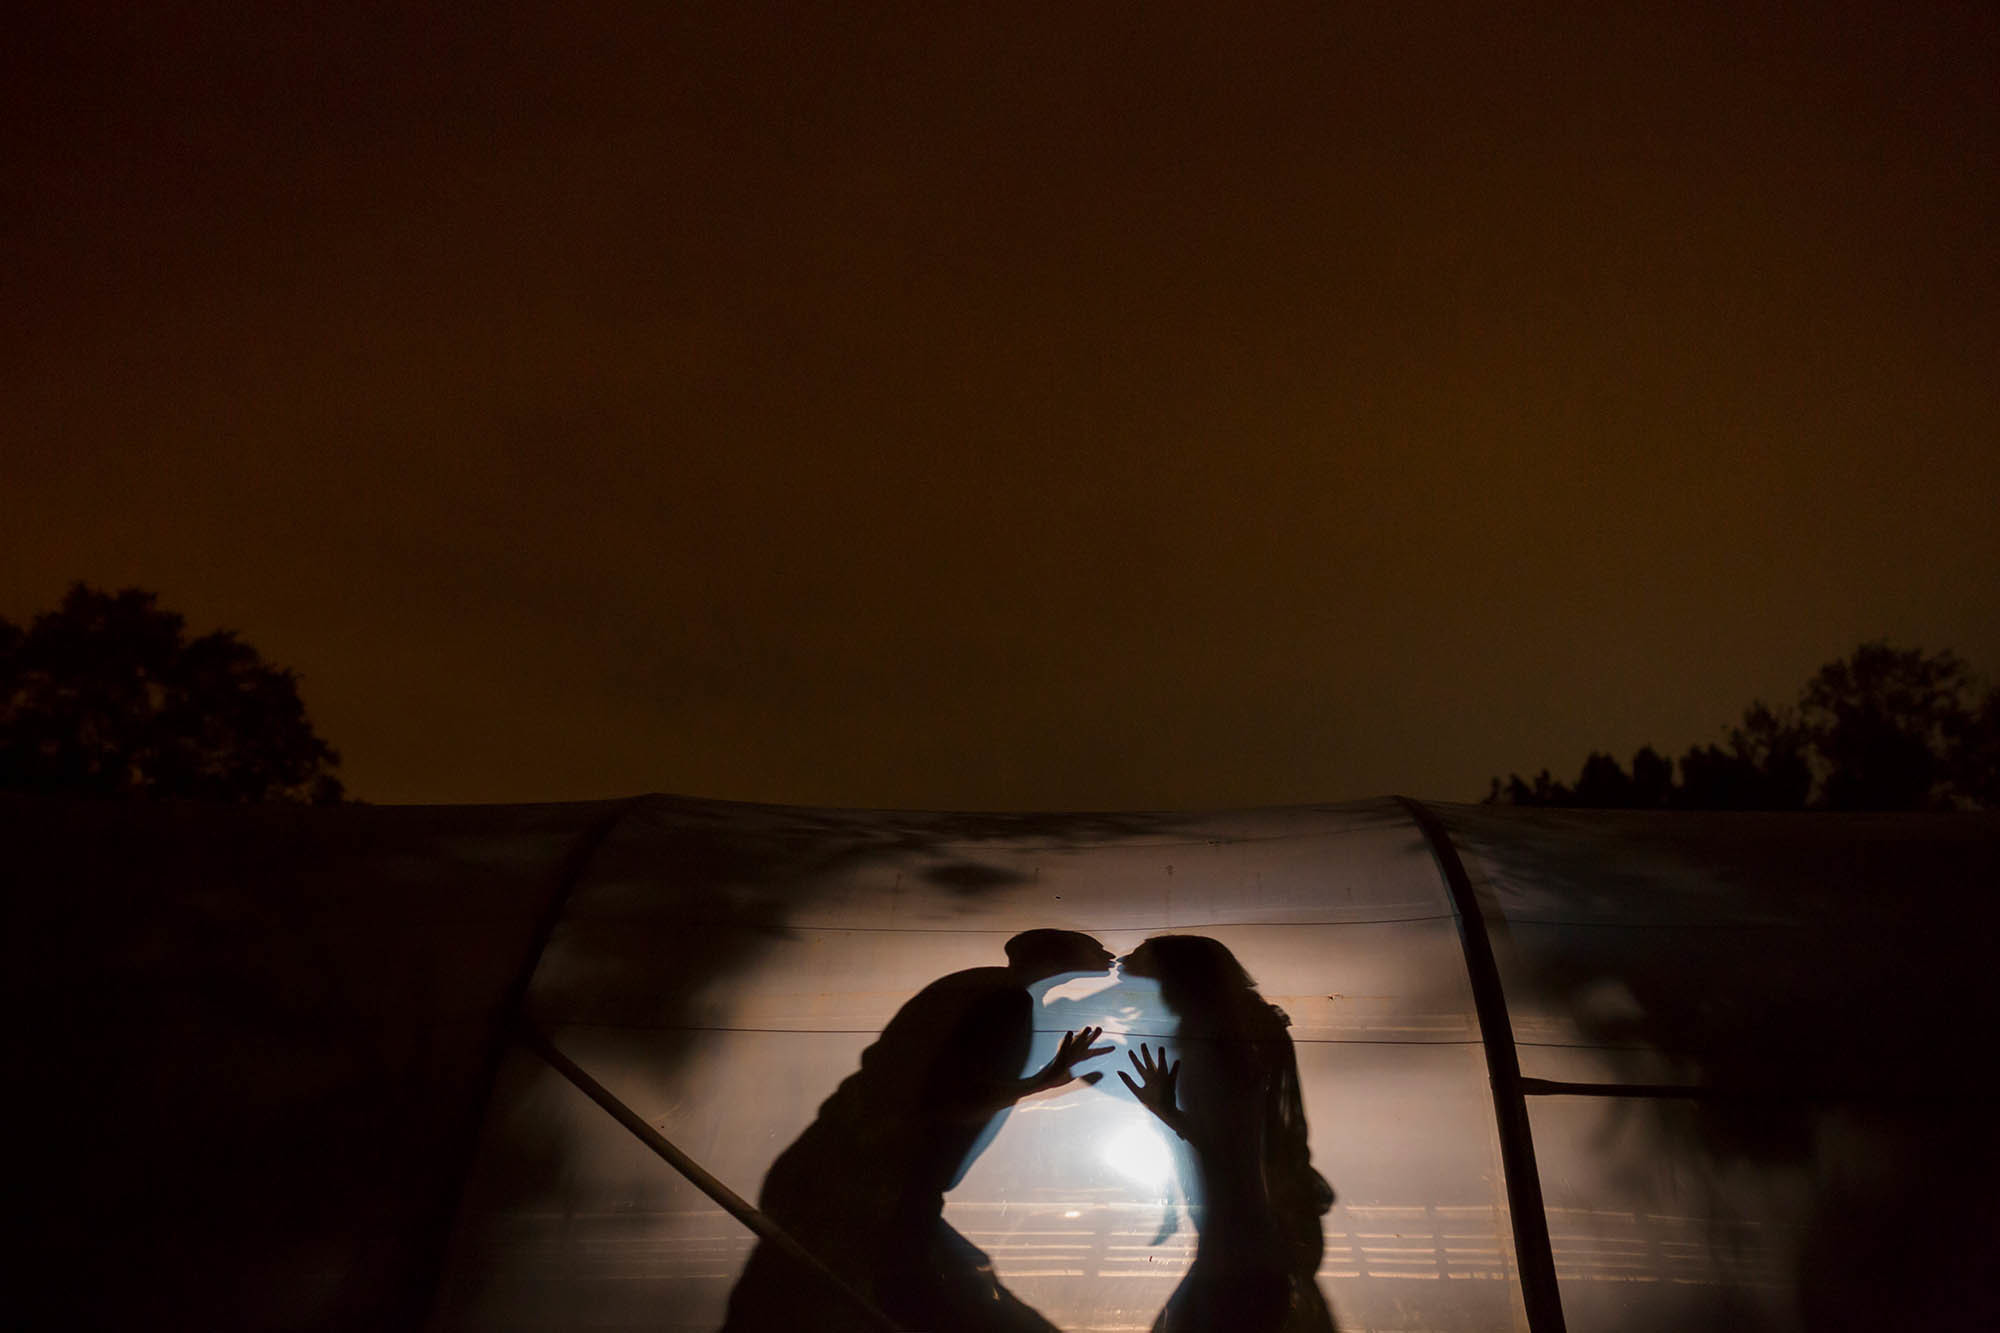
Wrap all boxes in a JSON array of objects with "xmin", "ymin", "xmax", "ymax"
[
  {"xmin": 617, "ymin": 911, "xmax": 1459, "ymax": 934},
  {"xmin": 535, "ymin": 1018, "xmax": 1488, "ymax": 1046},
  {"xmin": 557, "ymin": 912, "xmax": 1825, "ymax": 933}
]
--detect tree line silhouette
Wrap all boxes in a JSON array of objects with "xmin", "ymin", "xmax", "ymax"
[
  {"xmin": 0, "ymin": 584, "xmax": 343, "ymax": 802},
  {"xmin": 11, "ymin": 586, "xmax": 1994, "ymax": 814},
  {"xmin": 1487, "ymin": 641, "xmax": 2000, "ymax": 811}
]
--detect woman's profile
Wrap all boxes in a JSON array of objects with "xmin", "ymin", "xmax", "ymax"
[{"xmin": 1118, "ymin": 935, "xmax": 1335, "ymax": 1333}]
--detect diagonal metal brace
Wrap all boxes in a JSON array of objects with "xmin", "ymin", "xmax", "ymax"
[{"xmin": 517, "ymin": 1022, "xmax": 906, "ymax": 1333}]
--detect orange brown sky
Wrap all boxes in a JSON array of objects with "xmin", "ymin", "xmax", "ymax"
[{"xmin": 6, "ymin": 4, "xmax": 1996, "ymax": 808}]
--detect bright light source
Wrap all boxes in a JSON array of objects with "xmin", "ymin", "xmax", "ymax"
[{"xmin": 1103, "ymin": 1121, "xmax": 1173, "ymax": 1188}]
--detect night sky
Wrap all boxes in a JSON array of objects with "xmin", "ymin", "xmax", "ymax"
[{"xmin": 6, "ymin": 4, "xmax": 1996, "ymax": 809}]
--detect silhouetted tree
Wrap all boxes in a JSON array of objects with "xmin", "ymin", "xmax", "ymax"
[
  {"xmin": 1629, "ymin": 745, "xmax": 1674, "ymax": 807},
  {"xmin": 1491, "ymin": 769, "xmax": 1573, "ymax": 806},
  {"xmin": 1549, "ymin": 745, "xmax": 1680, "ymax": 808},
  {"xmin": 0, "ymin": 584, "xmax": 343, "ymax": 802},
  {"xmin": 1487, "ymin": 641, "xmax": 1997, "ymax": 811},
  {"xmin": 1966, "ymin": 687, "xmax": 2000, "ymax": 809},
  {"xmin": 1800, "ymin": 642, "xmax": 1984, "ymax": 811},
  {"xmin": 1674, "ymin": 701, "xmax": 1814, "ymax": 810}
]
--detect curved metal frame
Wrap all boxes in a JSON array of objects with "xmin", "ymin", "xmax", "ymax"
[{"xmin": 1398, "ymin": 796, "xmax": 1567, "ymax": 1333}]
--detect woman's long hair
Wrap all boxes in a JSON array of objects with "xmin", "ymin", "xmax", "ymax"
[
  {"xmin": 1126, "ymin": 934, "xmax": 1335, "ymax": 1246},
  {"xmin": 1125, "ymin": 934, "xmax": 1274, "ymax": 1040}
]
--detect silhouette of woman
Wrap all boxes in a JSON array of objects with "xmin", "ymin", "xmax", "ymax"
[{"xmin": 1118, "ymin": 935, "xmax": 1335, "ymax": 1333}]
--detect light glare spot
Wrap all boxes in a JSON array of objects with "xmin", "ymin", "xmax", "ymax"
[{"xmin": 1103, "ymin": 1121, "xmax": 1172, "ymax": 1187}]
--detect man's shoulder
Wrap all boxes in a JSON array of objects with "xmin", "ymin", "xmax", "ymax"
[
  {"xmin": 899, "ymin": 966, "xmax": 1027, "ymax": 1023},
  {"xmin": 853, "ymin": 967, "xmax": 1029, "ymax": 1087},
  {"xmin": 869, "ymin": 967, "xmax": 1025, "ymax": 1050}
]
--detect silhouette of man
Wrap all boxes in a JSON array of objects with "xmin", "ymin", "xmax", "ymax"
[{"xmin": 722, "ymin": 929, "xmax": 1115, "ymax": 1333}]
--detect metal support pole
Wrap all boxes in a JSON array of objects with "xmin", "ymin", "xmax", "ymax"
[
  {"xmin": 1398, "ymin": 797, "xmax": 1567, "ymax": 1333},
  {"xmin": 420, "ymin": 796, "xmax": 645, "ymax": 1330}
]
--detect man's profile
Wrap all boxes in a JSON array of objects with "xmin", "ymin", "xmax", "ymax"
[{"xmin": 721, "ymin": 929, "xmax": 1114, "ymax": 1333}]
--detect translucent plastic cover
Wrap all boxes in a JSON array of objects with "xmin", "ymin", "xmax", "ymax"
[
  {"xmin": 1437, "ymin": 804, "xmax": 2000, "ymax": 1331},
  {"xmin": 435, "ymin": 798, "xmax": 1526, "ymax": 1332},
  {"xmin": 19, "ymin": 793, "xmax": 1993, "ymax": 1332}
]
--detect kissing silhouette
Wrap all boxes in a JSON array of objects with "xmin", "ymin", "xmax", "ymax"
[{"xmin": 721, "ymin": 929, "xmax": 1115, "ymax": 1332}]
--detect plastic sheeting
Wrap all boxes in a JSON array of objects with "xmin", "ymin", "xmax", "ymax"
[
  {"xmin": 12, "ymin": 794, "xmax": 1996, "ymax": 1331},
  {"xmin": 1440, "ymin": 805, "xmax": 2000, "ymax": 1333},
  {"xmin": 434, "ymin": 798, "xmax": 1525, "ymax": 1332}
]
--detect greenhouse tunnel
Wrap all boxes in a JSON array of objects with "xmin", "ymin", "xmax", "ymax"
[{"xmin": 7, "ymin": 793, "xmax": 1997, "ymax": 1332}]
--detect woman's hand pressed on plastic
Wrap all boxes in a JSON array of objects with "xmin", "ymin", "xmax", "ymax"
[{"xmin": 1119, "ymin": 1042, "xmax": 1182, "ymax": 1121}]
